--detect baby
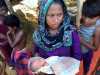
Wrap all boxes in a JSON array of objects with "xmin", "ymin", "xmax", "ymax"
[{"xmin": 28, "ymin": 56, "xmax": 80, "ymax": 75}]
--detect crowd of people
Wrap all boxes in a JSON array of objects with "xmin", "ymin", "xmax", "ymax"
[{"xmin": 0, "ymin": 0, "xmax": 100, "ymax": 75}]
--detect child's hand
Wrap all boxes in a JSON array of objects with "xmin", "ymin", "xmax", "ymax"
[
  {"xmin": 7, "ymin": 30, "xmax": 12, "ymax": 35},
  {"xmin": 7, "ymin": 30, "xmax": 15, "ymax": 37},
  {"xmin": 79, "ymin": 36, "xmax": 84, "ymax": 43},
  {"xmin": 7, "ymin": 27, "xmax": 14, "ymax": 35}
]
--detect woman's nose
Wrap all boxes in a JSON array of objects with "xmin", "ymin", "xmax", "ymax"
[{"xmin": 54, "ymin": 16, "xmax": 58, "ymax": 23}]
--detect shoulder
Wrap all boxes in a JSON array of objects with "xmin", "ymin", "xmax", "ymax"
[
  {"xmin": 16, "ymin": 30, "xmax": 24, "ymax": 37},
  {"xmin": 18, "ymin": 30, "xmax": 24, "ymax": 35}
]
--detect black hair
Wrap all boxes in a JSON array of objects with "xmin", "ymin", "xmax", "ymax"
[
  {"xmin": 85, "ymin": 0, "xmax": 100, "ymax": 4},
  {"xmin": 4, "ymin": 14, "xmax": 20, "ymax": 28},
  {"xmin": 53, "ymin": 0, "xmax": 68, "ymax": 15},
  {"xmin": 82, "ymin": 0, "xmax": 100, "ymax": 18},
  {"xmin": 0, "ymin": 0, "xmax": 7, "ymax": 7}
]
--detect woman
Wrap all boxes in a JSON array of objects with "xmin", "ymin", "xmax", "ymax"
[{"xmin": 33, "ymin": 0, "xmax": 81, "ymax": 61}]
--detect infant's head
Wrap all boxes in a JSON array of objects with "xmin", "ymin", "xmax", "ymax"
[{"xmin": 28, "ymin": 57, "xmax": 47, "ymax": 72}]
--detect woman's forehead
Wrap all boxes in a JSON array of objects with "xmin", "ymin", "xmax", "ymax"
[{"xmin": 49, "ymin": 3, "xmax": 62, "ymax": 10}]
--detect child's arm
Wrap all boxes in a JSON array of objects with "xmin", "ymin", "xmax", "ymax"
[
  {"xmin": 80, "ymin": 36, "xmax": 96, "ymax": 50},
  {"xmin": 7, "ymin": 30, "xmax": 24, "ymax": 48}
]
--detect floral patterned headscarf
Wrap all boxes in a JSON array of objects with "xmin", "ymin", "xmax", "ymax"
[{"xmin": 33, "ymin": 0, "xmax": 75, "ymax": 51}]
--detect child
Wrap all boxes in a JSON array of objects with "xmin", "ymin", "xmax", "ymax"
[
  {"xmin": 79, "ymin": 0, "xmax": 100, "ymax": 74},
  {"xmin": 87, "ymin": 12, "xmax": 100, "ymax": 75},
  {"xmin": 28, "ymin": 56, "xmax": 80, "ymax": 75},
  {"xmin": 4, "ymin": 14, "xmax": 32, "ymax": 75}
]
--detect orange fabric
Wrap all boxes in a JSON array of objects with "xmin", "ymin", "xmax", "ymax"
[
  {"xmin": 77, "ymin": 60, "xmax": 84, "ymax": 75},
  {"xmin": 87, "ymin": 49, "xmax": 100, "ymax": 75}
]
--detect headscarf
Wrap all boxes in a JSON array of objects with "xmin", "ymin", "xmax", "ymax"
[{"xmin": 33, "ymin": 0, "xmax": 75, "ymax": 51}]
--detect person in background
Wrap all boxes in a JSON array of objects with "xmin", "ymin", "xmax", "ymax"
[
  {"xmin": 79, "ymin": 0, "xmax": 100, "ymax": 74},
  {"xmin": 4, "ymin": 14, "xmax": 32, "ymax": 75},
  {"xmin": 0, "ymin": 0, "xmax": 12, "ymax": 63}
]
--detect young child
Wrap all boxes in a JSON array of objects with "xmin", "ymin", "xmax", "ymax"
[
  {"xmin": 79, "ymin": 0, "xmax": 100, "ymax": 74},
  {"xmin": 87, "ymin": 14, "xmax": 100, "ymax": 75},
  {"xmin": 28, "ymin": 56, "xmax": 80, "ymax": 75},
  {"xmin": 4, "ymin": 14, "xmax": 32, "ymax": 75}
]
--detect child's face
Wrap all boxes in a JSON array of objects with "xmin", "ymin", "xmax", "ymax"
[
  {"xmin": 82, "ymin": 16, "xmax": 98, "ymax": 27},
  {"xmin": 46, "ymin": 3, "xmax": 64, "ymax": 30},
  {"xmin": 8, "ymin": 26, "xmax": 16, "ymax": 32},
  {"xmin": 32, "ymin": 59, "xmax": 47, "ymax": 70}
]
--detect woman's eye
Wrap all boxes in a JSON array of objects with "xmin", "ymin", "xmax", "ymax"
[
  {"xmin": 47, "ymin": 14, "xmax": 55, "ymax": 17},
  {"xmin": 57, "ymin": 13, "xmax": 63, "ymax": 17}
]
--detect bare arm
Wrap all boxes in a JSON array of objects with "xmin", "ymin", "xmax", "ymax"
[{"xmin": 7, "ymin": 30, "xmax": 24, "ymax": 48}]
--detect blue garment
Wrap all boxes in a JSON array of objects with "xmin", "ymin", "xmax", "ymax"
[
  {"xmin": 33, "ymin": 0, "xmax": 82, "ymax": 61},
  {"xmin": 79, "ymin": 19, "xmax": 100, "ymax": 74},
  {"xmin": 33, "ymin": 0, "xmax": 75, "ymax": 51},
  {"xmin": 79, "ymin": 19, "xmax": 100, "ymax": 53}
]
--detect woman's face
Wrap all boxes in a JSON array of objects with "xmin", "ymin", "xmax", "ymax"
[{"xmin": 46, "ymin": 3, "xmax": 64, "ymax": 30}]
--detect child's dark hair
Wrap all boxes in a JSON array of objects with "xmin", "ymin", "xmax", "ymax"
[
  {"xmin": 4, "ymin": 14, "xmax": 20, "ymax": 28},
  {"xmin": 82, "ymin": 0, "xmax": 100, "ymax": 18},
  {"xmin": 85, "ymin": 0, "xmax": 100, "ymax": 4}
]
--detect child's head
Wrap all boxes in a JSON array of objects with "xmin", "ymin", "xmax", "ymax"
[
  {"xmin": 4, "ymin": 14, "xmax": 20, "ymax": 30},
  {"xmin": 82, "ymin": 0, "xmax": 100, "ymax": 26},
  {"xmin": 28, "ymin": 57, "xmax": 47, "ymax": 72}
]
